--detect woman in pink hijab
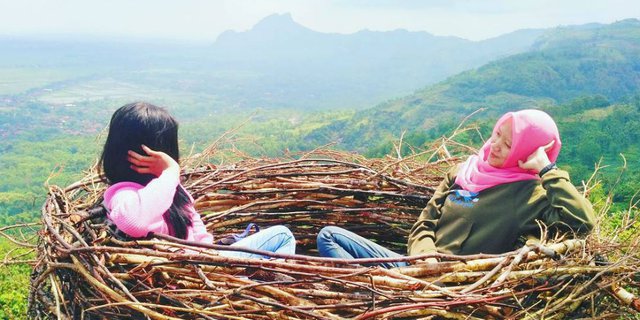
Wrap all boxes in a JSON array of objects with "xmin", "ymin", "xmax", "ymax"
[
  {"xmin": 317, "ymin": 109, "xmax": 595, "ymax": 268},
  {"xmin": 454, "ymin": 109, "xmax": 563, "ymax": 193}
]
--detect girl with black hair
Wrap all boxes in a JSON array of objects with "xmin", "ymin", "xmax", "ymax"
[{"xmin": 100, "ymin": 102, "xmax": 296, "ymax": 258}]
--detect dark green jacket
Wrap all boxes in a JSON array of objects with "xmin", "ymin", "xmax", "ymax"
[{"xmin": 407, "ymin": 167, "xmax": 595, "ymax": 256}]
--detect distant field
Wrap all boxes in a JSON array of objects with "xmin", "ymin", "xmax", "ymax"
[
  {"xmin": 0, "ymin": 68, "xmax": 82, "ymax": 95},
  {"xmin": 37, "ymin": 78, "xmax": 160, "ymax": 105},
  {"xmin": 35, "ymin": 77, "xmax": 224, "ymax": 110}
]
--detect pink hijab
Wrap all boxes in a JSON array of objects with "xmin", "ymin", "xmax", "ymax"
[{"xmin": 454, "ymin": 109, "xmax": 562, "ymax": 193}]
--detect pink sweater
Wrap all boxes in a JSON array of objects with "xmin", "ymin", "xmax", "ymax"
[{"xmin": 103, "ymin": 170, "xmax": 214, "ymax": 244}]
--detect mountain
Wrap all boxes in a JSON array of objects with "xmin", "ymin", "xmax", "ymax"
[
  {"xmin": 0, "ymin": 13, "xmax": 545, "ymax": 111},
  {"xmin": 303, "ymin": 19, "xmax": 640, "ymax": 149},
  {"xmin": 207, "ymin": 13, "xmax": 545, "ymax": 109}
]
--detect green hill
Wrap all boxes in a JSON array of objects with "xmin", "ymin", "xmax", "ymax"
[
  {"xmin": 298, "ymin": 20, "xmax": 640, "ymax": 207},
  {"xmin": 304, "ymin": 19, "xmax": 640, "ymax": 150}
]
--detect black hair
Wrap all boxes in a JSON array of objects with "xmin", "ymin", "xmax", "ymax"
[{"xmin": 99, "ymin": 102, "xmax": 192, "ymax": 239}]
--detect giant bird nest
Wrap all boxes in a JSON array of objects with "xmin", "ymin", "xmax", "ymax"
[{"xmin": 23, "ymin": 139, "xmax": 640, "ymax": 319}]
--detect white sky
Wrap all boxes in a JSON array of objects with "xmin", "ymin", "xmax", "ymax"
[{"xmin": 0, "ymin": 0, "xmax": 638, "ymax": 41}]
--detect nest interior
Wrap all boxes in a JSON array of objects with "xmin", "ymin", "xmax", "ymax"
[{"xmin": 29, "ymin": 151, "xmax": 639, "ymax": 319}]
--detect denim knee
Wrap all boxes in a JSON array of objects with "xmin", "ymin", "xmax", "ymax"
[
  {"xmin": 271, "ymin": 225, "xmax": 295, "ymax": 254},
  {"xmin": 271, "ymin": 225, "xmax": 293, "ymax": 237},
  {"xmin": 317, "ymin": 226, "xmax": 340, "ymax": 244}
]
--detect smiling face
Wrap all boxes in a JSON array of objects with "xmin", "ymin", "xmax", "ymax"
[{"xmin": 487, "ymin": 120, "xmax": 513, "ymax": 168}]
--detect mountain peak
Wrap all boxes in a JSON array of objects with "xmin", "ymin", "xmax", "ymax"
[
  {"xmin": 214, "ymin": 13, "xmax": 311, "ymax": 45},
  {"xmin": 251, "ymin": 13, "xmax": 306, "ymax": 33}
]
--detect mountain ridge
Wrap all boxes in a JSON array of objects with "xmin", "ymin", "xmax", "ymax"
[
  {"xmin": 206, "ymin": 13, "xmax": 546, "ymax": 108},
  {"xmin": 301, "ymin": 18, "xmax": 640, "ymax": 150}
]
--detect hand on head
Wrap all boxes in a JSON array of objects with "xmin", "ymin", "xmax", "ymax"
[
  {"xmin": 518, "ymin": 140, "xmax": 554, "ymax": 173},
  {"xmin": 128, "ymin": 145, "xmax": 180, "ymax": 177}
]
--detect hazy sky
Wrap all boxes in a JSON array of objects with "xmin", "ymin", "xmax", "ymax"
[{"xmin": 1, "ymin": 0, "xmax": 638, "ymax": 41}]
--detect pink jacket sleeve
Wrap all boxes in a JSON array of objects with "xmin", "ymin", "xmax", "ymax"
[
  {"xmin": 189, "ymin": 207, "xmax": 214, "ymax": 244},
  {"xmin": 179, "ymin": 185, "xmax": 214, "ymax": 243},
  {"xmin": 104, "ymin": 170, "xmax": 179, "ymax": 238}
]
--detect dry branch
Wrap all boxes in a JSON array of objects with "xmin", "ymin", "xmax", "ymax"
[{"xmin": 15, "ymin": 139, "xmax": 639, "ymax": 319}]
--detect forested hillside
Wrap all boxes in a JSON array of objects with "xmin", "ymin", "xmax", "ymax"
[
  {"xmin": 305, "ymin": 19, "xmax": 640, "ymax": 151},
  {"xmin": 297, "ymin": 19, "xmax": 640, "ymax": 207}
]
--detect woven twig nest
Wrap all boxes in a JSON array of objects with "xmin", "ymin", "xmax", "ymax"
[{"xmin": 29, "ymin": 150, "xmax": 639, "ymax": 319}]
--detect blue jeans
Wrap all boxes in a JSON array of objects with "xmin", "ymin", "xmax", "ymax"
[
  {"xmin": 219, "ymin": 225, "xmax": 296, "ymax": 259},
  {"xmin": 317, "ymin": 226, "xmax": 408, "ymax": 268}
]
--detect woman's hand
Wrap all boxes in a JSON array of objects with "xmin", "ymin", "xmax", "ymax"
[
  {"xmin": 128, "ymin": 145, "xmax": 180, "ymax": 177},
  {"xmin": 518, "ymin": 140, "xmax": 554, "ymax": 173}
]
